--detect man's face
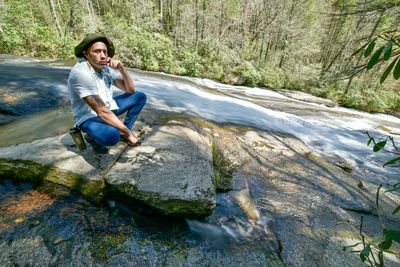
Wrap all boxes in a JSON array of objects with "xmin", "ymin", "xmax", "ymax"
[{"xmin": 83, "ymin": 41, "xmax": 108, "ymax": 71}]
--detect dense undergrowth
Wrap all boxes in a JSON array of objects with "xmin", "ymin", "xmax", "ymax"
[{"xmin": 1, "ymin": 0, "xmax": 398, "ymax": 114}]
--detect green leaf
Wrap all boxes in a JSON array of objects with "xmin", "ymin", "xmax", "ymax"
[
  {"xmin": 386, "ymin": 186, "xmax": 400, "ymax": 193},
  {"xmin": 383, "ymin": 41, "xmax": 392, "ymax": 61},
  {"xmin": 360, "ymin": 245, "xmax": 371, "ymax": 262},
  {"xmin": 364, "ymin": 41, "xmax": 376, "ymax": 57},
  {"xmin": 380, "ymin": 57, "xmax": 399, "ymax": 84},
  {"xmin": 383, "ymin": 157, "xmax": 400, "ymax": 167},
  {"xmin": 343, "ymin": 242, "xmax": 362, "ymax": 251},
  {"xmin": 393, "ymin": 205, "xmax": 400, "ymax": 215},
  {"xmin": 352, "ymin": 42, "xmax": 369, "ymax": 57},
  {"xmin": 367, "ymin": 138, "xmax": 373, "ymax": 146},
  {"xmin": 379, "ymin": 236, "xmax": 392, "ymax": 249},
  {"xmin": 394, "ymin": 56, "xmax": 400, "ymax": 80},
  {"xmin": 367, "ymin": 46, "xmax": 384, "ymax": 70},
  {"xmin": 371, "ymin": 236, "xmax": 386, "ymax": 245},
  {"xmin": 384, "ymin": 230, "xmax": 400, "ymax": 243},
  {"xmin": 373, "ymin": 141, "xmax": 386, "ymax": 152}
]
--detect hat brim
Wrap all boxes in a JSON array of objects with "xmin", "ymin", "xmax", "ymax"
[{"xmin": 74, "ymin": 34, "xmax": 115, "ymax": 58}]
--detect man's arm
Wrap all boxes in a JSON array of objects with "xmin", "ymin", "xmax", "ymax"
[
  {"xmin": 108, "ymin": 58, "xmax": 135, "ymax": 94},
  {"xmin": 83, "ymin": 95, "xmax": 139, "ymax": 144}
]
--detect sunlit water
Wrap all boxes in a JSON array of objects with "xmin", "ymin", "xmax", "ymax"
[
  {"xmin": 0, "ymin": 54, "xmax": 399, "ymax": 265},
  {"xmin": 1, "ymin": 53, "xmax": 399, "ymax": 184}
]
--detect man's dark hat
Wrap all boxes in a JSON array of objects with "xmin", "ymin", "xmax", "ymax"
[{"xmin": 74, "ymin": 33, "xmax": 115, "ymax": 58}]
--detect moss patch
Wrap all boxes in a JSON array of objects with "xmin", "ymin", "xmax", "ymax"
[
  {"xmin": 252, "ymin": 141, "xmax": 273, "ymax": 150},
  {"xmin": 211, "ymin": 142, "xmax": 239, "ymax": 191},
  {"xmin": 107, "ymin": 183, "xmax": 215, "ymax": 218},
  {"xmin": 89, "ymin": 233, "xmax": 129, "ymax": 263},
  {"xmin": 0, "ymin": 158, "xmax": 104, "ymax": 204}
]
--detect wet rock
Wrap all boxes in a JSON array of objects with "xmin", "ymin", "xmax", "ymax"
[
  {"xmin": 0, "ymin": 134, "xmax": 125, "ymax": 203},
  {"xmin": 0, "ymin": 114, "xmax": 217, "ymax": 217},
  {"xmin": 1, "ymin": 110, "xmax": 399, "ymax": 266},
  {"xmin": 0, "ymin": 236, "xmax": 56, "ymax": 266},
  {"xmin": 335, "ymin": 160, "xmax": 353, "ymax": 173},
  {"xmin": 105, "ymin": 121, "xmax": 216, "ymax": 217},
  {"xmin": 207, "ymin": 126, "xmax": 400, "ymax": 266}
]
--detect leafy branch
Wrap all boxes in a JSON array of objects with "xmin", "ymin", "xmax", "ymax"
[
  {"xmin": 344, "ymin": 183, "xmax": 400, "ymax": 266},
  {"xmin": 366, "ymin": 131, "xmax": 400, "ymax": 167},
  {"xmin": 352, "ymin": 30, "xmax": 400, "ymax": 84},
  {"xmin": 343, "ymin": 134, "xmax": 400, "ymax": 266}
]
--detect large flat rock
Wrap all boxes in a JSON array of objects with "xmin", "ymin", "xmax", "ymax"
[
  {"xmin": 0, "ymin": 116, "xmax": 217, "ymax": 217},
  {"xmin": 209, "ymin": 127, "xmax": 400, "ymax": 266},
  {"xmin": 0, "ymin": 134, "xmax": 126, "ymax": 203},
  {"xmin": 105, "ymin": 121, "xmax": 216, "ymax": 217}
]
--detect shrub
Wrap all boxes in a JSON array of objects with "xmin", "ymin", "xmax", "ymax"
[
  {"xmin": 124, "ymin": 28, "xmax": 177, "ymax": 72},
  {"xmin": 176, "ymin": 45, "xmax": 204, "ymax": 77},
  {"xmin": 259, "ymin": 65, "xmax": 286, "ymax": 88},
  {"xmin": 339, "ymin": 89, "xmax": 389, "ymax": 113},
  {"xmin": 238, "ymin": 61, "xmax": 261, "ymax": 87}
]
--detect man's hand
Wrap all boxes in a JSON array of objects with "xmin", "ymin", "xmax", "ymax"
[
  {"xmin": 83, "ymin": 95, "xmax": 138, "ymax": 143},
  {"xmin": 107, "ymin": 57, "xmax": 136, "ymax": 94},
  {"xmin": 107, "ymin": 57, "xmax": 124, "ymax": 71}
]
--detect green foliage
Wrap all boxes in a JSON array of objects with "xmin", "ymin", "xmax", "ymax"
[
  {"xmin": 373, "ymin": 141, "xmax": 387, "ymax": 152},
  {"xmin": 360, "ymin": 245, "xmax": 371, "ymax": 262},
  {"xmin": 284, "ymin": 63, "xmax": 322, "ymax": 91},
  {"xmin": 383, "ymin": 157, "xmax": 400, "ymax": 167},
  {"xmin": 238, "ymin": 61, "xmax": 261, "ymax": 87},
  {"xmin": 349, "ymin": 133, "xmax": 400, "ymax": 266},
  {"xmin": 339, "ymin": 85, "xmax": 400, "ymax": 113},
  {"xmin": 259, "ymin": 65, "xmax": 286, "ymax": 88},
  {"xmin": 176, "ymin": 45, "xmax": 204, "ymax": 76},
  {"xmin": 384, "ymin": 230, "xmax": 400, "ymax": 243},
  {"xmin": 354, "ymin": 31, "xmax": 400, "ymax": 84},
  {"xmin": 0, "ymin": 0, "xmax": 399, "ymax": 113}
]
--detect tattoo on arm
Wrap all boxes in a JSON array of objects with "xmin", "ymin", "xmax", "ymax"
[{"xmin": 87, "ymin": 95, "xmax": 105, "ymax": 107}]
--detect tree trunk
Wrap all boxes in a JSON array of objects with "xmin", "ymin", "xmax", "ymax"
[
  {"xmin": 195, "ymin": 0, "xmax": 199, "ymax": 50},
  {"xmin": 279, "ymin": 0, "xmax": 296, "ymax": 69},
  {"xmin": 56, "ymin": 0, "xmax": 63, "ymax": 21},
  {"xmin": 68, "ymin": 0, "xmax": 78, "ymax": 33},
  {"xmin": 159, "ymin": 0, "xmax": 164, "ymax": 28},
  {"xmin": 48, "ymin": 0, "xmax": 62, "ymax": 37},
  {"xmin": 218, "ymin": 2, "xmax": 224, "ymax": 38},
  {"xmin": 200, "ymin": 0, "xmax": 206, "ymax": 40}
]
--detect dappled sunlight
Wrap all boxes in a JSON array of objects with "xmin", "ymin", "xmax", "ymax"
[{"xmin": 0, "ymin": 189, "xmax": 56, "ymax": 217}]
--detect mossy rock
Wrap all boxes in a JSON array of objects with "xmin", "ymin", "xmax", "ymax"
[{"xmin": 0, "ymin": 158, "xmax": 104, "ymax": 204}]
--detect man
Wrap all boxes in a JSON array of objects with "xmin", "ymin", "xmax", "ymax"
[{"xmin": 67, "ymin": 33, "xmax": 146, "ymax": 153}]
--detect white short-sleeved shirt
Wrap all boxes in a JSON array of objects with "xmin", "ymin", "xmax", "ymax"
[{"xmin": 67, "ymin": 59, "xmax": 120, "ymax": 126}]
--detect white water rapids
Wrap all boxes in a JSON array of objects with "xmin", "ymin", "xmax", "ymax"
[{"xmin": 132, "ymin": 69, "xmax": 400, "ymax": 186}]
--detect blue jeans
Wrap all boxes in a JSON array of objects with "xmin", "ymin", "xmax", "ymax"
[{"xmin": 80, "ymin": 92, "xmax": 146, "ymax": 146}]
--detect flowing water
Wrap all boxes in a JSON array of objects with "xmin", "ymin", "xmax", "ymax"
[{"xmin": 1, "ymin": 54, "xmax": 399, "ymax": 266}]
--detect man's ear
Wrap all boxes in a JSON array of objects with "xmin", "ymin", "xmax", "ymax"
[{"xmin": 83, "ymin": 50, "xmax": 88, "ymax": 59}]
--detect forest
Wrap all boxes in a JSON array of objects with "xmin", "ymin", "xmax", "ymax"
[{"xmin": 0, "ymin": 0, "xmax": 399, "ymax": 113}]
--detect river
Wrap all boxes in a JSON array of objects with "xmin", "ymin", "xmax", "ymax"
[{"xmin": 0, "ymin": 53, "xmax": 399, "ymax": 266}]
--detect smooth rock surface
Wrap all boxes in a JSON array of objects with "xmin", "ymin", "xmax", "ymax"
[
  {"xmin": 209, "ymin": 126, "xmax": 400, "ymax": 267},
  {"xmin": 0, "ymin": 116, "xmax": 217, "ymax": 217},
  {"xmin": 0, "ymin": 134, "xmax": 126, "ymax": 203},
  {"xmin": 105, "ymin": 120, "xmax": 216, "ymax": 217}
]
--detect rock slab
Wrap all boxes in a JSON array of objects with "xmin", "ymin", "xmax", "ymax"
[
  {"xmin": 105, "ymin": 122, "xmax": 216, "ymax": 217},
  {"xmin": 0, "ymin": 118, "xmax": 216, "ymax": 217}
]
